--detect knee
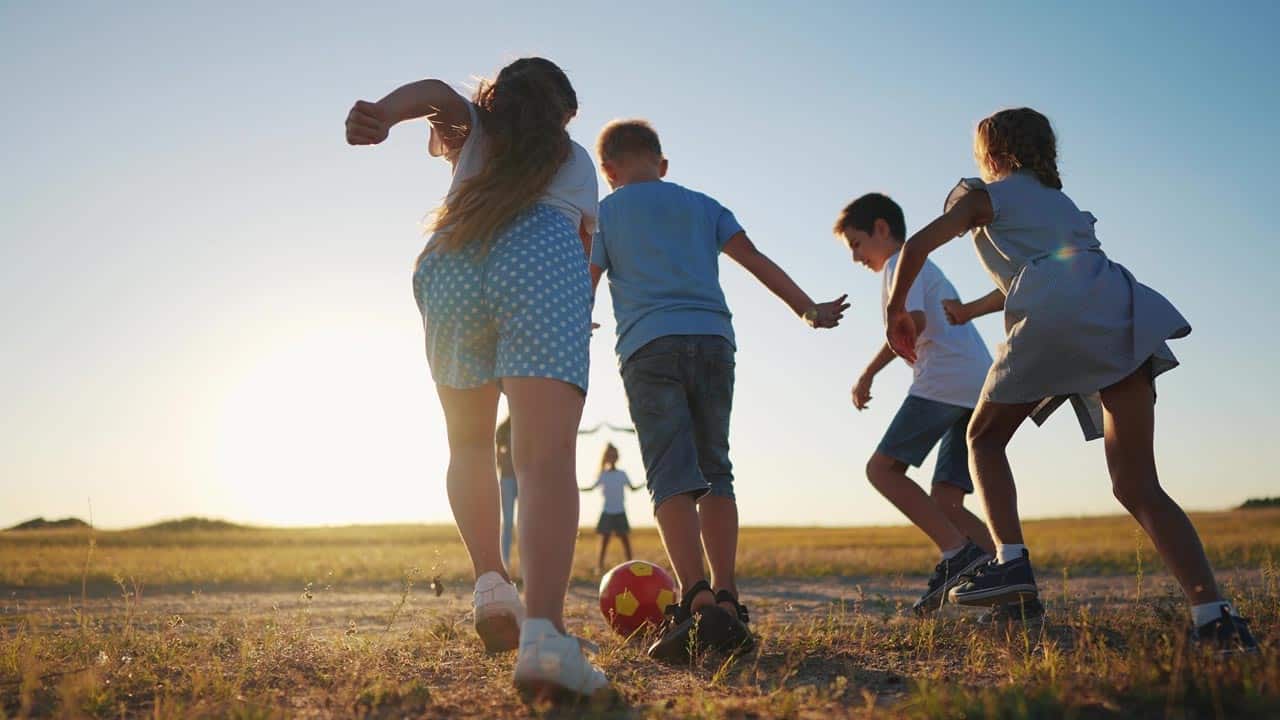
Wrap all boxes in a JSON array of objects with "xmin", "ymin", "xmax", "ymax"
[
  {"xmin": 1111, "ymin": 476, "xmax": 1162, "ymax": 512},
  {"xmin": 865, "ymin": 454, "xmax": 897, "ymax": 491},
  {"xmin": 966, "ymin": 422, "xmax": 1008, "ymax": 458}
]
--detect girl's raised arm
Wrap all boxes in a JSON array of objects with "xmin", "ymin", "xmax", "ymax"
[
  {"xmin": 885, "ymin": 189, "xmax": 994, "ymax": 361},
  {"xmin": 345, "ymin": 80, "xmax": 470, "ymax": 148}
]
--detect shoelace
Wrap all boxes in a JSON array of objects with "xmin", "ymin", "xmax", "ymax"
[{"xmin": 958, "ymin": 559, "xmax": 998, "ymax": 583}]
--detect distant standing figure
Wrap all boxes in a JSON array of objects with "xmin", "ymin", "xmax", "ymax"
[
  {"xmin": 581, "ymin": 443, "xmax": 643, "ymax": 571},
  {"xmin": 495, "ymin": 417, "xmax": 517, "ymax": 570}
]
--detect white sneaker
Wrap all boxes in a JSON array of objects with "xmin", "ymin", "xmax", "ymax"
[
  {"xmin": 473, "ymin": 571, "xmax": 523, "ymax": 652},
  {"xmin": 513, "ymin": 618, "xmax": 609, "ymax": 699}
]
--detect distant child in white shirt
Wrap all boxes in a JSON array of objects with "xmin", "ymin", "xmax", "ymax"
[
  {"xmin": 581, "ymin": 443, "xmax": 643, "ymax": 571},
  {"xmin": 835, "ymin": 193, "xmax": 997, "ymax": 616}
]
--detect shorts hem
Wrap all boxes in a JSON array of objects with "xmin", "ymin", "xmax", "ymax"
[
  {"xmin": 494, "ymin": 369, "xmax": 588, "ymax": 395},
  {"xmin": 874, "ymin": 443, "xmax": 926, "ymax": 469}
]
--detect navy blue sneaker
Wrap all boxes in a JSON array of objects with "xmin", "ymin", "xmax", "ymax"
[
  {"xmin": 977, "ymin": 597, "xmax": 1046, "ymax": 627},
  {"xmin": 948, "ymin": 550, "xmax": 1038, "ymax": 606},
  {"xmin": 912, "ymin": 540, "xmax": 993, "ymax": 616},
  {"xmin": 1193, "ymin": 605, "xmax": 1260, "ymax": 656}
]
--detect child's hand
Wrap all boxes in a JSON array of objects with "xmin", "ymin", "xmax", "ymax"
[
  {"xmin": 942, "ymin": 298, "xmax": 970, "ymax": 325},
  {"xmin": 852, "ymin": 373, "xmax": 874, "ymax": 410},
  {"xmin": 346, "ymin": 100, "xmax": 391, "ymax": 145},
  {"xmin": 806, "ymin": 295, "xmax": 851, "ymax": 329},
  {"xmin": 886, "ymin": 307, "xmax": 918, "ymax": 363}
]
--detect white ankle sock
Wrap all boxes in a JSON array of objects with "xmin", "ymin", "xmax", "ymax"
[
  {"xmin": 1191, "ymin": 601, "xmax": 1234, "ymax": 628},
  {"xmin": 996, "ymin": 544, "xmax": 1027, "ymax": 564},
  {"xmin": 940, "ymin": 545, "xmax": 965, "ymax": 561}
]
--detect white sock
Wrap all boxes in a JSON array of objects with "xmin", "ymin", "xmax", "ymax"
[
  {"xmin": 996, "ymin": 544, "xmax": 1027, "ymax": 564},
  {"xmin": 1192, "ymin": 601, "xmax": 1234, "ymax": 628},
  {"xmin": 940, "ymin": 545, "xmax": 965, "ymax": 561}
]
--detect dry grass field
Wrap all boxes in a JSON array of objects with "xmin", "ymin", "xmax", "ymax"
[{"xmin": 2, "ymin": 509, "xmax": 1278, "ymax": 718}]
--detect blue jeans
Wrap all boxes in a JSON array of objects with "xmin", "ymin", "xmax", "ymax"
[
  {"xmin": 499, "ymin": 475, "xmax": 517, "ymax": 567},
  {"xmin": 621, "ymin": 335, "xmax": 735, "ymax": 510}
]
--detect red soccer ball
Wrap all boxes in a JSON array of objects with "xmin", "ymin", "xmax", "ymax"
[{"xmin": 598, "ymin": 560, "xmax": 677, "ymax": 638}]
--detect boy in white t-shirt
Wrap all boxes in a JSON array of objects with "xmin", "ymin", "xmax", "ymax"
[
  {"xmin": 580, "ymin": 443, "xmax": 644, "ymax": 572},
  {"xmin": 835, "ymin": 193, "xmax": 999, "ymax": 616}
]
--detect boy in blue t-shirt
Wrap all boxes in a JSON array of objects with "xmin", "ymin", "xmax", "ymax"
[{"xmin": 589, "ymin": 120, "xmax": 849, "ymax": 662}]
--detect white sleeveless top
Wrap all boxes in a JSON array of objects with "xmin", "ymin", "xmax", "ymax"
[{"xmin": 429, "ymin": 100, "xmax": 599, "ymax": 233}]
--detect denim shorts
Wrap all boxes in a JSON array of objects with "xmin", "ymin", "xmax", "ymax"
[
  {"xmin": 877, "ymin": 395, "xmax": 975, "ymax": 493},
  {"xmin": 621, "ymin": 335, "xmax": 735, "ymax": 510},
  {"xmin": 412, "ymin": 204, "xmax": 591, "ymax": 393}
]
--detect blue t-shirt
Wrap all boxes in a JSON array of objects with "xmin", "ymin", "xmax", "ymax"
[{"xmin": 590, "ymin": 181, "xmax": 742, "ymax": 362}]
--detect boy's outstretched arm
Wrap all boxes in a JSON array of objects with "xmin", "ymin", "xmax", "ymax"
[
  {"xmin": 886, "ymin": 190, "xmax": 994, "ymax": 361},
  {"xmin": 346, "ymin": 79, "xmax": 469, "ymax": 147},
  {"xmin": 942, "ymin": 288, "xmax": 1005, "ymax": 325},
  {"xmin": 721, "ymin": 232, "xmax": 849, "ymax": 328},
  {"xmin": 853, "ymin": 342, "xmax": 897, "ymax": 410}
]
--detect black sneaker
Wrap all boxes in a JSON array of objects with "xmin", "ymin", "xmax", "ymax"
[
  {"xmin": 1193, "ymin": 605, "xmax": 1260, "ymax": 656},
  {"xmin": 948, "ymin": 549, "xmax": 1038, "ymax": 606},
  {"xmin": 912, "ymin": 540, "xmax": 994, "ymax": 616},
  {"xmin": 976, "ymin": 597, "xmax": 1046, "ymax": 627},
  {"xmin": 647, "ymin": 581, "xmax": 751, "ymax": 663}
]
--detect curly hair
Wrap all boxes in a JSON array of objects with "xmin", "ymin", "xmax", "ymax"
[
  {"xmin": 427, "ymin": 58, "xmax": 578, "ymax": 256},
  {"xmin": 973, "ymin": 107, "xmax": 1062, "ymax": 190}
]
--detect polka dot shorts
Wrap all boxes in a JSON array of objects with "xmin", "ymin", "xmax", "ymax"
[{"xmin": 412, "ymin": 204, "xmax": 592, "ymax": 393}]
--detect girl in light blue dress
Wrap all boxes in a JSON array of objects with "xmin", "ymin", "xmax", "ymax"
[{"xmin": 884, "ymin": 108, "xmax": 1255, "ymax": 653}]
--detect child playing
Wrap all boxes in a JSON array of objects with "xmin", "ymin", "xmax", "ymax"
[
  {"xmin": 580, "ymin": 443, "xmax": 644, "ymax": 572},
  {"xmin": 589, "ymin": 119, "xmax": 849, "ymax": 662},
  {"xmin": 884, "ymin": 107, "xmax": 1257, "ymax": 652},
  {"xmin": 345, "ymin": 57, "xmax": 610, "ymax": 697},
  {"xmin": 834, "ymin": 193, "xmax": 997, "ymax": 616}
]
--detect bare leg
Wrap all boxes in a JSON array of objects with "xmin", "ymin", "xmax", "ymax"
[
  {"xmin": 619, "ymin": 532, "xmax": 633, "ymax": 561},
  {"xmin": 597, "ymin": 532, "xmax": 611, "ymax": 572},
  {"xmin": 1101, "ymin": 369, "xmax": 1221, "ymax": 604},
  {"xmin": 866, "ymin": 453, "xmax": 966, "ymax": 552},
  {"xmin": 654, "ymin": 493, "xmax": 715, "ymax": 611},
  {"xmin": 966, "ymin": 399, "xmax": 1037, "ymax": 546},
  {"xmin": 697, "ymin": 495, "xmax": 739, "ymax": 611},
  {"xmin": 504, "ymin": 378, "xmax": 585, "ymax": 633},
  {"xmin": 931, "ymin": 483, "xmax": 995, "ymax": 554},
  {"xmin": 436, "ymin": 383, "xmax": 505, "ymax": 581}
]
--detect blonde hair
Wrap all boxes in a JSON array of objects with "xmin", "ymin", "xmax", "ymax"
[
  {"xmin": 424, "ymin": 58, "xmax": 577, "ymax": 259},
  {"xmin": 974, "ymin": 107, "xmax": 1062, "ymax": 190}
]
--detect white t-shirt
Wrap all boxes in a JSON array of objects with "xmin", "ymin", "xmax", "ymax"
[
  {"xmin": 596, "ymin": 469, "xmax": 632, "ymax": 514},
  {"xmin": 881, "ymin": 253, "xmax": 992, "ymax": 408},
  {"xmin": 429, "ymin": 99, "xmax": 598, "ymax": 233}
]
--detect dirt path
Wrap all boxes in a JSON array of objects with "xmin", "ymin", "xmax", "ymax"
[{"xmin": 4, "ymin": 569, "xmax": 1262, "ymax": 635}]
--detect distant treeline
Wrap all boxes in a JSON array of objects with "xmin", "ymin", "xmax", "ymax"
[
  {"xmin": 1239, "ymin": 497, "xmax": 1280, "ymax": 509},
  {"xmin": 5, "ymin": 516, "xmax": 243, "ymax": 532}
]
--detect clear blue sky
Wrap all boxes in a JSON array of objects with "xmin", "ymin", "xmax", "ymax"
[{"xmin": 3, "ymin": 1, "xmax": 1277, "ymax": 529}]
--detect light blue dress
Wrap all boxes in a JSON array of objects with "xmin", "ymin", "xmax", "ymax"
[{"xmin": 946, "ymin": 171, "xmax": 1190, "ymax": 440}]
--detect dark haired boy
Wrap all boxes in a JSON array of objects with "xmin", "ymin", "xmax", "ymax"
[
  {"xmin": 834, "ymin": 193, "xmax": 1010, "ymax": 616},
  {"xmin": 590, "ymin": 119, "xmax": 849, "ymax": 661}
]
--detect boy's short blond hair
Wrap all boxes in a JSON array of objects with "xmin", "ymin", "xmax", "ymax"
[{"xmin": 597, "ymin": 119, "xmax": 663, "ymax": 162}]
